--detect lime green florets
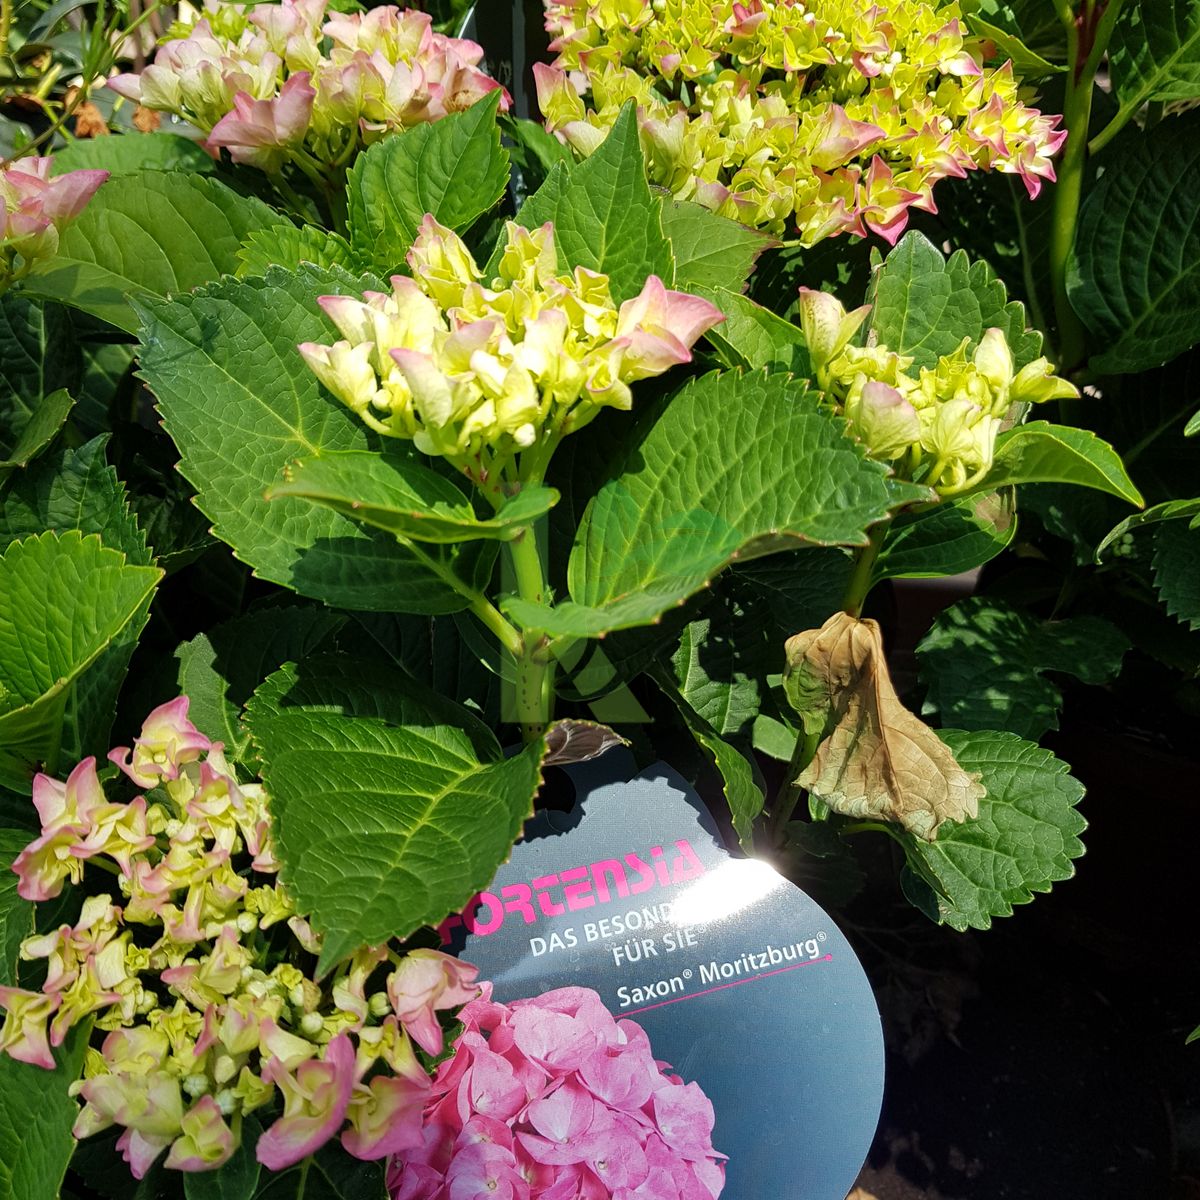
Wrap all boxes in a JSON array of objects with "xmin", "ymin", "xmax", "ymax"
[
  {"xmin": 538, "ymin": 0, "xmax": 1067, "ymax": 245},
  {"xmin": 797, "ymin": 289, "xmax": 1078, "ymax": 494}
]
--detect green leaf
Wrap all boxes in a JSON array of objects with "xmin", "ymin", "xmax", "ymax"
[
  {"xmin": 867, "ymin": 230, "xmax": 1043, "ymax": 371},
  {"xmin": 917, "ymin": 598, "xmax": 1129, "ymax": 739},
  {"xmin": 697, "ymin": 287, "xmax": 810, "ymax": 375},
  {"xmin": 0, "ymin": 1020, "xmax": 90, "ymax": 1200},
  {"xmin": 660, "ymin": 200, "xmax": 772, "ymax": 294},
  {"xmin": 50, "ymin": 131, "xmax": 216, "ymax": 176},
  {"xmin": 27, "ymin": 171, "xmax": 288, "ymax": 332},
  {"xmin": 184, "ymin": 1115, "xmax": 260, "ymax": 1200},
  {"xmin": 0, "ymin": 295, "xmax": 81, "ymax": 439},
  {"xmin": 1187, "ymin": 408, "xmax": 1200, "ymax": 436},
  {"xmin": 1153, "ymin": 519, "xmax": 1200, "ymax": 629},
  {"xmin": 966, "ymin": 8, "xmax": 1065, "ymax": 76},
  {"xmin": 508, "ymin": 103, "xmax": 675, "ymax": 303},
  {"xmin": 347, "ymin": 91, "xmax": 509, "ymax": 272},
  {"xmin": 670, "ymin": 616, "xmax": 762, "ymax": 738},
  {"xmin": 686, "ymin": 722, "xmax": 763, "ymax": 849},
  {"xmin": 245, "ymin": 656, "xmax": 546, "ymax": 971},
  {"xmin": 0, "ymin": 436, "xmax": 149, "ymax": 562},
  {"xmin": 1096, "ymin": 497, "xmax": 1200, "ymax": 557},
  {"xmin": 269, "ymin": 450, "xmax": 559, "ymax": 543},
  {"xmin": 973, "ymin": 422, "xmax": 1143, "ymax": 504},
  {"xmin": 1109, "ymin": 0, "xmax": 1200, "ymax": 119},
  {"xmin": 0, "ymin": 390, "xmax": 73, "ymax": 481},
  {"xmin": 900, "ymin": 729, "xmax": 1086, "ymax": 931},
  {"xmin": 251, "ymin": 1143, "xmax": 386, "ymax": 1200},
  {"xmin": 0, "ymin": 531, "xmax": 161, "ymax": 791},
  {"xmin": 238, "ymin": 225, "xmax": 372, "ymax": 278},
  {"xmin": 0, "ymin": 829, "xmax": 32, "ymax": 986},
  {"xmin": 503, "ymin": 370, "xmax": 910, "ymax": 637},
  {"xmin": 1067, "ymin": 112, "xmax": 1200, "ymax": 373},
  {"xmin": 138, "ymin": 267, "xmax": 491, "ymax": 613},
  {"xmin": 175, "ymin": 606, "xmax": 345, "ymax": 765},
  {"xmin": 874, "ymin": 490, "xmax": 1017, "ymax": 581}
]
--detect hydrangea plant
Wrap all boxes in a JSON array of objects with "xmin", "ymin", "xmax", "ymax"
[{"xmin": 0, "ymin": 0, "xmax": 1197, "ymax": 1194}]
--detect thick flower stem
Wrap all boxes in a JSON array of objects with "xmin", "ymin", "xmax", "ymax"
[
  {"xmin": 1049, "ymin": 0, "xmax": 1126, "ymax": 375},
  {"xmin": 508, "ymin": 525, "xmax": 556, "ymax": 742},
  {"xmin": 841, "ymin": 521, "xmax": 889, "ymax": 619}
]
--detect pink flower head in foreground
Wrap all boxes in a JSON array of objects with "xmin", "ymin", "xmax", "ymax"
[
  {"xmin": 109, "ymin": 696, "xmax": 212, "ymax": 789},
  {"xmin": 207, "ymin": 71, "xmax": 317, "ymax": 169},
  {"xmin": 0, "ymin": 157, "xmax": 107, "ymax": 268},
  {"xmin": 387, "ymin": 985, "xmax": 726, "ymax": 1200},
  {"xmin": 387, "ymin": 949, "xmax": 481, "ymax": 1057}
]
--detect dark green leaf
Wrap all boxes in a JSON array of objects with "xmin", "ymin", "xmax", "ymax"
[
  {"xmin": 138, "ymin": 267, "xmax": 491, "ymax": 613},
  {"xmin": 874, "ymin": 490, "xmax": 1016, "ymax": 581},
  {"xmin": 1097, "ymin": 497, "xmax": 1200, "ymax": 557},
  {"xmin": 245, "ymin": 656, "xmax": 546, "ymax": 971},
  {"xmin": 1153, "ymin": 519, "xmax": 1200, "ymax": 629},
  {"xmin": 0, "ymin": 1020, "xmax": 90, "ymax": 1200},
  {"xmin": 0, "ymin": 295, "xmax": 81, "ymax": 439},
  {"xmin": 27, "ymin": 172, "xmax": 288, "ymax": 332},
  {"xmin": 1108, "ymin": 1, "xmax": 1200, "ymax": 120},
  {"xmin": 867, "ymin": 230, "xmax": 1042, "ymax": 371},
  {"xmin": 698, "ymin": 288, "xmax": 810, "ymax": 375},
  {"xmin": 507, "ymin": 103, "xmax": 674, "ymax": 303},
  {"xmin": 50, "ymin": 132, "xmax": 216, "ymax": 176},
  {"xmin": 347, "ymin": 91, "xmax": 508, "ymax": 272},
  {"xmin": 503, "ymin": 370, "xmax": 912, "ymax": 637},
  {"xmin": 183, "ymin": 1115, "xmax": 260, "ymax": 1200},
  {"xmin": 1067, "ymin": 112, "xmax": 1200, "ymax": 373},
  {"xmin": 0, "ymin": 829, "xmax": 32, "ymax": 986},
  {"xmin": 917, "ymin": 597, "xmax": 1129, "ymax": 739},
  {"xmin": 899, "ymin": 729, "xmax": 1086, "ymax": 930},
  {"xmin": 269, "ymin": 450, "xmax": 559, "ymax": 543},
  {"xmin": 0, "ymin": 390, "xmax": 73, "ymax": 481}
]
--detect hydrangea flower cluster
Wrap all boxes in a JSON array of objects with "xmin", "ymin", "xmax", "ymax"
[
  {"xmin": 0, "ymin": 698, "xmax": 480, "ymax": 1179},
  {"xmin": 0, "ymin": 157, "xmax": 108, "ymax": 288},
  {"xmin": 537, "ymin": 0, "xmax": 1066, "ymax": 244},
  {"xmin": 298, "ymin": 215, "xmax": 724, "ymax": 484},
  {"xmin": 387, "ymin": 984, "xmax": 726, "ymax": 1200},
  {"xmin": 798, "ymin": 289, "xmax": 1078, "ymax": 494},
  {"xmin": 107, "ymin": 0, "xmax": 507, "ymax": 174}
]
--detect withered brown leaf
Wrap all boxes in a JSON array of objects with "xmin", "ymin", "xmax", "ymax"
[{"xmin": 784, "ymin": 612, "xmax": 983, "ymax": 840}]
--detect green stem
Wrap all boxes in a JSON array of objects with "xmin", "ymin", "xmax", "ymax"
[
  {"xmin": 842, "ymin": 522, "xmax": 889, "ymax": 618},
  {"xmin": 0, "ymin": 0, "xmax": 13, "ymax": 61},
  {"xmin": 507, "ymin": 526, "xmax": 555, "ymax": 742},
  {"xmin": 1048, "ymin": 0, "xmax": 1127, "ymax": 376}
]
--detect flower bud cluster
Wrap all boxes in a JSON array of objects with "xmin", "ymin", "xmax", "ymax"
[
  {"xmin": 107, "ymin": 0, "xmax": 508, "ymax": 174},
  {"xmin": 0, "ymin": 698, "xmax": 481, "ymax": 1179},
  {"xmin": 1, "ymin": 157, "xmax": 108, "ymax": 286},
  {"xmin": 298, "ymin": 216, "xmax": 724, "ymax": 481},
  {"xmin": 537, "ymin": 0, "xmax": 1066, "ymax": 245},
  {"xmin": 797, "ymin": 289, "xmax": 1078, "ymax": 493},
  {"xmin": 387, "ymin": 984, "xmax": 726, "ymax": 1200}
]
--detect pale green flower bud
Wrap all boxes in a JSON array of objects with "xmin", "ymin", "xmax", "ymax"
[
  {"xmin": 183, "ymin": 1073, "xmax": 209, "ymax": 1098},
  {"xmin": 299, "ymin": 1011, "xmax": 324, "ymax": 1038},
  {"xmin": 1011, "ymin": 356, "xmax": 1079, "ymax": 405},
  {"xmin": 845, "ymin": 378, "xmax": 921, "ymax": 460},
  {"xmin": 973, "ymin": 327, "xmax": 1013, "ymax": 393},
  {"xmin": 797, "ymin": 288, "xmax": 872, "ymax": 375}
]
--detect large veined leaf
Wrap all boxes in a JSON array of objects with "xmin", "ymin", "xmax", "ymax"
[
  {"xmin": 347, "ymin": 91, "xmax": 509, "ymax": 272},
  {"xmin": 137, "ymin": 267, "xmax": 492, "ymax": 613},
  {"xmin": 174, "ymin": 605, "xmax": 346, "ymax": 766},
  {"xmin": 0, "ymin": 436, "xmax": 148, "ymax": 561},
  {"xmin": 965, "ymin": 2, "xmax": 1064, "ymax": 77},
  {"xmin": 698, "ymin": 288, "xmax": 811, "ymax": 375},
  {"xmin": 1153, "ymin": 519, "xmax": 1200, "ymax": 629},
  {"xmin": 0, "ymin": 532, "xmax": 161, "ymax": 790},
  {"xmin": 874, "ymin": 491, "xmax": 1016, "ymax": 582},
  {"xmin": 900, "ymin": 730, "xmax": 1086, "ymax": 931},
  {"xmin": 1108, "ymin": 1, "xmax": 1200, "ymax": 125},
  {"xmin": 0, "ymin": 829, "xmax": 31, "ymax": 986},
  {"xmin": 660, "ymin": 201, "xmax": 772, "ymax": 295},
  {"xmin": 502, "ymin": 370, "xmax": 915, "ymax": 637},
  {"xmin": 670, "ymin": 615, "xmax": 763, "ymax": 739},
  {"xmin": 245, "ymin": 656, "xmax": 546, "ymax": 971},
  {"xmin": 270, "ymin": 450, "xmax": 559, "ymax": 543},
  {"xmin": 27, "ymin": 171, "xmax": 288, "ymax": 332},
  {"xmin": 867, "ymin": 231, "xmax": 1043, "ymax": 371},
  {"xmin": 510, "ymin": 103, "xmax": 675, "ymax": 303},
  {"xmin": 0, "ymin": 1022, "xmax": 90, "ymax": 1200},
  {"xmin": 50, "ymin": 131, "xmax": 217, "ymax": 176},
  {"xmin": 917, "ymin": 598, "xmax": 1129, "ymax": 739},
  {"xmin": 1067, "ymin": 113, "xmax": 1200, "ymax": 374},
  {"xmin": 238, "ymin": 225, "xmax": 373, "ymax": 279},
  {"xmin": 971, "ymin": 423, "xmax": 1142, "ymax": 505}
]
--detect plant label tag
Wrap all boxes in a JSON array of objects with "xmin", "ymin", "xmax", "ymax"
[{"xmin": 448, "ymin": 750, "xmax": 885, "ymax": 1199}]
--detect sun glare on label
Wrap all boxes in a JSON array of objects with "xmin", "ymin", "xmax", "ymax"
[{"xmin": 670, "ymin": 858, "xmax": 785, "ymax": 928}]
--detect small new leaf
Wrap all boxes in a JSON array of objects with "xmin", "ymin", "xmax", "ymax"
[{"xmin": 784, "ymin": 613, "xmax": 984, "ymax": 841}]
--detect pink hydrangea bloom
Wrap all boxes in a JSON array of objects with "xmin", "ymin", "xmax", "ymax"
[
  {"xmin": 386, "ymin": 949, "xmax": 481, "ymax": 1056},
  {"xmin": 387, "ymin": 986, "xmax": 726, "ymax": 1200},
  {"xmin": 109, "ymin": 696, "xmax": 212, "ymax": 788}
]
